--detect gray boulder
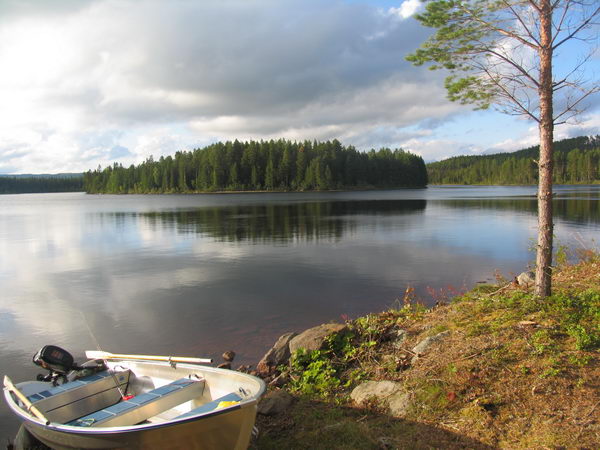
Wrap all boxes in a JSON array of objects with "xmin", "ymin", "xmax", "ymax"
[
  {"xmin": 517, "ymin": 271, "xmax": 535, "ymax": 287},
  {"xmin": 288, "ymin": 323, "xmax": 347, "ymax": 354},
  {"xmin": 411, "ymin": 330, "xmax": 451, "ymax": 364},
  {"xmin": 256, "ymin": 332, "xmax": 297, "ymax": 376},
  {"xmin": 351, "ymin": 380, "xmax": 400, "ymax": 404},
  {"xmin": 390, "ymin": 328, "xmax": 408, "ymax": 349},
  {"xmin": 350, "ymin": 380, "xmax": 411, "ymax": 417},
  {"xmin": 387, "ymin": 392, "xmax": 412, "ymax": 416},
  {"xmin": 257, "ymin": 389, "xmax": 294, "ymax": 416}
]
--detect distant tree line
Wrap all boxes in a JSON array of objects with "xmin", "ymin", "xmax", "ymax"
[
  {"xmin": 83, "ymin": 139, "xmax": 428, "ymax": 194},
  {"xmin": 427, "ymin": 136, "xmax": 600, "ymax": 185},
  {"xmin": 0, "ymin": 176, "xmax": 83, "ymax": 194}
]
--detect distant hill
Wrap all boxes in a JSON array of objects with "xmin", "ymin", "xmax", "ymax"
[
  {"xmin": 427, "ymin": 135, "xmax": 600, "ymax": 185},
  {"xmin": 0, "ymin": 173, "xmax": 84, "ymax": 194},
  {"xmin": 0, "ymin": 172, "xmax": 82, "ymax": 178}
]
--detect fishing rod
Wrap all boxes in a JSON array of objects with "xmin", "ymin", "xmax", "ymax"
[{"xmin": 80, "ymin": 311, "xmax": 133, "ymax": 401}]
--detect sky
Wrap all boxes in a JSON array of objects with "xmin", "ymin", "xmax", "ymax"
[{"xmin": 0, "ymin": 0, "xmax": 598, "ymax": 174}]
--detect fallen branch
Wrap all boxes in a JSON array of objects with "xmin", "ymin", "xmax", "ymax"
[
  {"xmin": 484, "ymin": 282, "xmax": 514, "ymax": 297},
  {"xmin": 461, "ymin": 353, "xmax": 482, "ymax": 362}
]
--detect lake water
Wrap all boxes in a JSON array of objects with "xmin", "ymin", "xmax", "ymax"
[{"xmin": 1, "ymin": 185, "xmax": 600, "ymax": 438}]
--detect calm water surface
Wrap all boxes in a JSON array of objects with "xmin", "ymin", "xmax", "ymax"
[{"xmin": 1, "ymin": 185, "xmax": 600, "ymax": 437}]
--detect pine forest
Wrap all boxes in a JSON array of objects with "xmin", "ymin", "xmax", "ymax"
[
  {"xmin": 83, "ymin": 139, "xmax": 428, "ymax": 194},
  {"xmin": 0, "ymin": 175, "xmax": 83, "ymax": 194},
  {"xmin": 427, "ymin": 136, "xmax": 600, "ymax": 185}
]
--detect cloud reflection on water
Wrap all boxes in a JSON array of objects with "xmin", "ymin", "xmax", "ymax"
[{"xmin": 2, "ymin": 188, "xmax": 600, "ymax": 439}]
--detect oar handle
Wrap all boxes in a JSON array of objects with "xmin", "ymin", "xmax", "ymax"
[
  {"xmin": 85, "ymin": 351, "xmax": 213, "ymax": 365},
  {"xmin": 3, "ymin": 376, "xmax": 50, "ymax": 425}
]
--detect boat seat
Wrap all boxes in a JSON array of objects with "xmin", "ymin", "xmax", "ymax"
[
  {"xmin": 68, "ymin": 378, "xmax": 205, "ymax": 427},
  {"xmin": 175, "ymin": 392, "xmax": 242, "ymax": 420},
  {"xmin": 27, "ymin": 370, "xmax": 130, "ymax": 404},
  {"xmin": 26, "ymin": 370, "xmax": 131, "ymax": 423}
]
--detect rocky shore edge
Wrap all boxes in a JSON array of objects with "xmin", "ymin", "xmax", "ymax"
[
  {"xmin": 225, "ymin": 262, "xmax": 599, "ymax": 448},
  {"xmin": 249, "ymin": 321, "xmax": 452, "ymax": 417},
  {"xmin": 232, "ymin": 271, "xmax": 537, "ymax": 418}
]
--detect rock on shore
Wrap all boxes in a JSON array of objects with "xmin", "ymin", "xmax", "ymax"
[
  {"xmin": 256, "ymin": 323, "xmax": 346, "ymax": 377},
  {"xmin": 256, "ymin": 332, "xmax": 297, "ymax": 377},
  {"xmin": 350, "ymin": 381, "xmax": 412, "ymax": 417},
  {"xmin": 288, "ymin": 323, "xmax": 347, "ymax": 354}
]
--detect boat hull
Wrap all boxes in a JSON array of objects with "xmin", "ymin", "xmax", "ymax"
[{"xmin": 22, "ymin": 403, "xmax": 257, "ymax": 450}]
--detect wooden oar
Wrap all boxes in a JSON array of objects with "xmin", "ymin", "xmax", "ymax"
[
  {"xmin": 3, "ymin": 376, "xmax": 50, "ymax": 425},
  {"xmin": 85, "ymin": 351, "xmax": 213, "ymax": 365}
]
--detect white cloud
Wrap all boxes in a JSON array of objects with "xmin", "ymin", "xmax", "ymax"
[
  {"xmin": 0, "ymin": 0, "xmax": 458, "ymax": 173},
  {"xmin": 400, "ymin": 138, "xmax": 482, "ymax": 162},
  {"xmin": 485, "ymin": 114, "xmax": 600, "ymax": 155},
  {"xmin": 389, "ymin": 0, "xmax": 422, "ymax": 20},
  {"xmin": 555, "ymin": 114, "xmax": 600, "ymax": 140},
  {"xmin": 0, "ymin": 0, "xmax": 596, "ymax": 173}
]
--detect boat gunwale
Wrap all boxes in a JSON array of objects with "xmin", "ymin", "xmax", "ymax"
[{"xmin": 4, "ymin": 360, "xmax": 266, "ymax": 435}]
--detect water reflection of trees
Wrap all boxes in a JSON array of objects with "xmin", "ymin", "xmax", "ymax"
[
  {"xmin": 439, "ymin": 197, "xmax": 600, "ymax": 223},
  {"xmin": 127, "ymin": 200, "xmax": 427, "ymax": 242}
]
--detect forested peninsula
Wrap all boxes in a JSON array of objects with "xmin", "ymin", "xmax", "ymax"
[
  {"xmin": 427, "ymin": 135, "xmax": 600, "ymax": 185},
  {"xmin": 83, "ymin": 139, "xmax": 428, "ymax": 194}
]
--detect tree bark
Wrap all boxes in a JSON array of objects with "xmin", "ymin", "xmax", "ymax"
[{"xmin": 535, "ymin": 0, "xmax": 554, "ymax": 297}]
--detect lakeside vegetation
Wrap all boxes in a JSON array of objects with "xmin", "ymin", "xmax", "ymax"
[
  {"xmin": 0, "ymin": 175, "xmax": 83, "ymax": 194},
  {"xmin": 254, "ymin": 252, "xmax": 600, "ymax": 449},
  {"xmin": 83, "ymin": 139, "xmax": 428, "ymax": 194},
  {"xmin": 427, "ymin": 135, "xmax": 600, "ymax": 185}
]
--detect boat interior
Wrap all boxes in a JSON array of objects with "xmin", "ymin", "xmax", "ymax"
[{"xmin": 12, "ymin": 363, "xmax": 249, "ymax": 429}]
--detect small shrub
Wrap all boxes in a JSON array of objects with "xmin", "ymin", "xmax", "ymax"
[
  {"xmin": 576, "ymin": 248, "xmax": 599, "ymax": 263},
  {"xmin": 567, "ymin": 324, "xmax": 600, "ymax": 351},
  {"xmin": 530, "ymin": 330, "xmax": 557, "ymax": 355},
  {"xmin": 568, "ymin": 354, "xmax": 592, "ymax": 367},
  {"xmin": 540, "ymin": 367, "xmax": 562, "ymax": 378},
  {"xmin": 288, "ymin": 349, "xmax": 341, "ymax": 397},
  {"xmin": 326, "ymin": 330, "xmax": 356, "ymax": 360},
  {"xmin": 554, "ymin": 243, "xmax": 569, "ymax": 267},
  {"xmin": 428, "ymin": 324, "xmax": 449, "ymax": 336},
  {"xmin": 446, "ymin": 363, "xmax": 458, "ymax": 375},
  {"xmin": 466, "ymin": 322, "xmax": 490, "ymax": 336}
]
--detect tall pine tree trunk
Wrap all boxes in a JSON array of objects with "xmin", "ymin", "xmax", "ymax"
[{"xmin": 535, "ymin": 0, "xmax": 554, "ymax": 297}]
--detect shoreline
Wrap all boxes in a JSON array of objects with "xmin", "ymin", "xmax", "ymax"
[
  {"xmin": 83, "ymin": 185, "xmax": 428, "ymax": 195},
  {"xmin": 5, "ymin": 182, "xmax": 600, "ymax": 195}
]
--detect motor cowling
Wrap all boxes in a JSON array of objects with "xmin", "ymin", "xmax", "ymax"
[{"xmin": 32, "ymin": 345, "xmax": 78, "ymax": 375}]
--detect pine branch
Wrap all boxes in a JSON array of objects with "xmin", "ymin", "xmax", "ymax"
[{"xmin": 553, "ymin": 5, "xmax": 600, "ymax": 49}]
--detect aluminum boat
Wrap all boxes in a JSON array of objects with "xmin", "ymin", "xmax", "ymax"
[{"xmin": 3, "ymin": 346, "xmax": 266, "ymax": 449}]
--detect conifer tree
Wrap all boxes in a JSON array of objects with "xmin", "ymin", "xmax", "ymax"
[{"xmin": 408, "ymin": 0, "xmax": 599, "ymax": 297}]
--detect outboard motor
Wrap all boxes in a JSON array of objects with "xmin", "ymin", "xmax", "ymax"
[
  {"xmin": 33, "ymin": 345, "xmax": 104, "ymax": 385},
  {"xmin": 33, "ymin": 345, "xmax": 77, "ymax": 375},
  {"xmin": 33, "ymin": 345, "xmax": 79, "ymax": 385}
]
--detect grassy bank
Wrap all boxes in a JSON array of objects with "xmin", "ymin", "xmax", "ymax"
[{"xmin": 253, "ymin": 254, "xmax": 600, "ymax": 449}]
